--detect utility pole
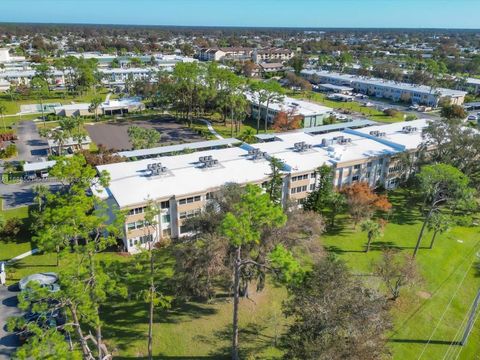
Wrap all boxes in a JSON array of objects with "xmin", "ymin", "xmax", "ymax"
[{"xmin": 460, "ymin": 288, "xmax": 480, "ymax": 345}]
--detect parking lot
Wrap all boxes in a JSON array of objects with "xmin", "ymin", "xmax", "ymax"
[{"xmin": 85, "ymin": 116, "xmax": 204, "ymax": 151}]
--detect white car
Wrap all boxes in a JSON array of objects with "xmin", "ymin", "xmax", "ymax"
[{"xmin": 467, "ymin": 115, "xmax": 478, "ymax": 121}]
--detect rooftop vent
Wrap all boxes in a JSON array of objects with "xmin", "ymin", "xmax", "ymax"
[
  {"xmin": 333, "ymin": 136, "xmax": 352, "ymax": 145},
  {"xmin": 321, "ymin": 138, "xmax": 334, "ymax": 147},
  {"xmin": 199, "ymin": 155, "xmax": 219, "ymax": 168},
  {"xmin": 248, "ymin": 148, "xmax": 268, "ymax": 160},
  {"xmin": 402, "ymin": 126, "xmax": 418, "ymax": 134},
  {"xmin": 147, "ymin": 162, "xmax": 167, "ymax": 176},
  {"xmin": 294, "ymin": 141, "xmax": 313, "ymax": 152},
  {"xmin": 369, "ymin": 130, "xmax": 387, "ymax": 138}
]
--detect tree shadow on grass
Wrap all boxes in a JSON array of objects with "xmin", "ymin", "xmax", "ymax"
[
  {"xmin": 324, "ymin": 245, "xmax": 365, "ymax": 254},
  {"xmin": 195, "ymin": 322, "xmax": 280, "ymax": 360}
]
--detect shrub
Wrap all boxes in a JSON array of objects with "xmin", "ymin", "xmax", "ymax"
[
  {"xmin": 0, "ymin": 132, "xmax": 17, "ymax": 142},
  {"xmin": 2, "ymin": 217, "xmax": 22, "ymax": 237},
  {"xmin": 383, "ymin": 108, "xmax": 399, "ymax": 117},
  {"xmin": 0, "ymin": 144, "xmax": 17, "ymax": 159}
]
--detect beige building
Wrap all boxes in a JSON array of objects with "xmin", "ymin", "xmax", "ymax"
[{"xmin": 96, "ymin": 119, "xmax": 430, "ymax": 253}]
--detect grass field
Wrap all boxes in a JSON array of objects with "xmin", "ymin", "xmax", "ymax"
[
  {"xmin": 1, "ymin": 191, "xmax": 479, "ymax": 359},
  {"xmin": 0, "ymin": 200, "xmax": 33, "ymax": 261}
]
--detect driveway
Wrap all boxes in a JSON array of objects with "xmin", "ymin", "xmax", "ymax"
[
  {"xmin": 14, "ymin": 121, "xmax": 48, "ymax": 162},
  {"xmin": 0, "ymin": 181, "xmax": 62, "ymax": 210},
  {"xmin": 0, "ymin": 285, "xmax": 21, "ymax": 360}
]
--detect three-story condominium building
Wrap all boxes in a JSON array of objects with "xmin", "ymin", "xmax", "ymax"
[
  {"xmin": 301, "ymin": 70, "xmax": 467, "ymax": 107},
  {"xmin": 95, "ymin": 119, "xmax": 429, "ymax": 253}
]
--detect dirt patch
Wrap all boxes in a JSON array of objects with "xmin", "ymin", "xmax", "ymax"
[
  {"xmin": 85, "ymin": 116, "xmax": 204, "ymax": 151},
  {"xmin": 417, "ymin": 290, "xmax": 432, "ymax": 299}
]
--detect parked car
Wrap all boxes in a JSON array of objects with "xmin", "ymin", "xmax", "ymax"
[
  {"xmin": 467, "ymin": 114, "xmax": 478, "ymax": 121},
  {"xmin": 19, "ymin": 272, "xmax": 58, "ymax": 291}
]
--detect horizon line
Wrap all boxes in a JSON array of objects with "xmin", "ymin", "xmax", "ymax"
[{"xmin": 0, "ymin": 21, "xmax": 479, "ymax": 31}]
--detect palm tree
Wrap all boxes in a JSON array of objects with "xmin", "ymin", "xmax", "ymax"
[
  {"xmin": 426, "ymin": 213, "xmax": 451, "ymax": 249},
  {"xmin": 239, "ymin": 128, "xmax": 256, "ymax": 144},
  {"xmin": 89, "ymin": 97, "xmax": 103, "ymax": 121},
  {"xmin": 361, "ymin": 220, "xmax": 384, "ymax": 253},
  {"xmin": 51, "ymin": 130, "xmax": 67, "ymax": 155},
  {"xmin": 0, "ymin": 103, "xmax": 6, "ymax": 131},
  {"xmin": 33, "ymin": 184, "xmax": 49, "ymax": 212}
]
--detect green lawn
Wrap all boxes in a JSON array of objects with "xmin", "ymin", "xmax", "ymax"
[
  {"xmin": 290, "ymin": 91, "xmax": 406, "ymax": 123},
  {"xmin": 0, "ymin": 201, "xmax": 33, "ymax": 261},
  {"xmin": 2, "ymin": 191, "xmax": 479, "ymax": 359}
]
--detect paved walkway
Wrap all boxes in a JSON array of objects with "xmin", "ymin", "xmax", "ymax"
[{"xmin": 197, "ymin": 119, "xmax": 224, "ymax": 140}]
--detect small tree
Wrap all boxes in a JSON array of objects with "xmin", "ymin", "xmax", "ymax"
[
  {"xmin": 0, "ymin": 102, "xmax": 6, "ymax": 131},
  {"xmin": 265, "ymin": 157, "xmax": 284, "ymax": 205},
  {"xmin": 32, "ymin": 184, "xmax": 49, "ymax": 212},
  {"xmin": 271, "ymin": 110, "xmax": 303, "ymax": 132},
  {"xmin": 302, "ymin": 165, "xmax": 334, "ymax": 215},
  {"xmin": 221, "ymin": 184, "xmax": 295, "ymax": 360},
  {"xmin": 89, "ymin": 96, "xmax": 103, "ymax": 121},
  {"xmin": 136, "ymin": 201, "xmax": 172, "ymax": 360},
  {"xmin": 413, "ymin": 164, "xmax": 475, "ymax": 257},
  {"xmin": 440, "ymin": 104, "xmax": 467, "ymax": 120},
  {"xmin": 374, "ymin": 249, "xmax": 418, "ymax": 301},
  {"xmin": 426, "ymin": 212, "xmax": 452, "ymax": 249},
  {"xmin": 341, "ymin": 182, "xmax": 392, "ymax": 227},
  {"xmin": 360, "ymin": 219, "xmax": 385, "ymax": 253},
  {"xmin": 282, "ymin": 257, "xmax": 391, "ymax": 359}
]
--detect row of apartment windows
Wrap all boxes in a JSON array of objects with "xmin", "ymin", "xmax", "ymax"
[
  {"xmin": 128, "ymin": 206, "xmax": 146, "ymax": 215},
  {"xmin": 179, "ymin": 209, "xmax": 201, "ymax": 219},
  {"xmin": 291, "ymin": 174, "xmax": 310, "ymax": 182},
  {"xmin": 178, "ymin": 195, "xmax": 201, "ymax": 205},
  {"xmin": 291, "ymin": 185, "xmax": 308, "ymax": 194},
  {"xmin": 128, "ymin": 201, "xmax": 170, "ymax": 215},
  {"xmin": 389, "ymin": 165, "xmax": 403, "ymax": 174},
  {"xmin": 128, "ymin": 234, "xmax": 154, "ymax": 247},
  {"xmin": 127, "ymin": 220, "xmax": 150, "ymax": 231}
]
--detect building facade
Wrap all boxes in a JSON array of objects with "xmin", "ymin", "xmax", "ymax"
[
  {"xmin": 302, "ymin": 70, "xmax": 467, "ymax": 107},
  {"xmin": 96, "ymin": 119, "xmax": 430, "ymax": 253}
]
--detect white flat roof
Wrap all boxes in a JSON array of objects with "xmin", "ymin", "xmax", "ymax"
[
  {"xmin": 248, "ymin": 93, "xmax": 332, "ymax": 117},
  {"xmin": 23, "ymin": 160, "xmax": 56, "ymax": 172},
  {"xmin": 303, "ymin": 70, "xmax": 467, "ymax": 98},
  {"xmin": 99, "ymin": 119, "xmax": 431, "ymax": 207},
  {"xmin": 98, "ymin": 146, "xmax": 272, "ymax": 208}
]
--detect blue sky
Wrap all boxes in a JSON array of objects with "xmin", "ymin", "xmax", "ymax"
[{"xmin": 0, "ymin": 0, "xmax": 478, "ymax": 28}]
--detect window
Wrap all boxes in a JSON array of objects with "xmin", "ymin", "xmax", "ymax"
[
  {"xmin": 139, "ymin": 234, "xmax": 153, "ymax": 244},
  {"xmin": 310, "ymin": 173, "xmax": 316, "ymax": 178},
  {"xmin": 291, "ymin": 187, "xmax": 297, "ymax": 194},
  {"xmin": 178, "ymin": 195, "xmax": 202, "ymax": 205},
  {"xmin": 309, "ymin": 184, "xmax": 315, "ymax": 191},
  {"xmin": 353, "ymin": 164, "xmax": 361, "ymax": 170},
  {"xmin": 302, "ymin": 174, "xmax": 309, "ymax": 180},
  {"xmin": 206, "ymin": 192, "xmax": 214, "ymax": 200},
  {"xmin": 352, "ymin": 175, "xmax": 360, "ymax": 182},
  {"xmin": 126, "ymin": 220, "xmax": 147, "ymax": 231},
  {"xmin": 128, "ymin": 239, "xmax": 133, "ymax": 247},
  {"xmin": 367, "ymin": 162, "xmax": 372, "ymax": 168},
  {"xmin": 160, "ymin": 201, "xmax": 169, "ymax": 209},
  {"xmin": 301, "ymin": 185, "xmax": 307, "ymax": 192},
  {"xmin": 292, "ymin": 174, "xmax": 308, "ymax": 182},
  {"xmin": 162, "ymin": 228, "xmax": 171, "ymax": 237},
  {"xmin": 179, "ymin": 209, "xmax": 201, "ymax": 219},
  {"xmin": 180, "ymin": 224, "xmax": 194, "ymax": 234},
  {"xmin": 128, "ymin": 206, "xmax": 146, "ymax": 215},
  {"xmin": 161, "ymin": 214, "xmax": 171, "ymax": 223}
]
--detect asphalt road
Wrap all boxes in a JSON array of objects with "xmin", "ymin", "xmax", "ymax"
[
  {"xmin": 14, "ymin": 121, "xmax": 48, "ymax": 162},
  {"xmin": 0, "ymin": 285, "xmax": 21, "ymax": 360}
]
